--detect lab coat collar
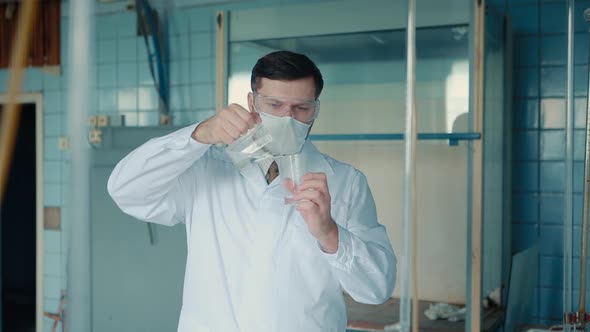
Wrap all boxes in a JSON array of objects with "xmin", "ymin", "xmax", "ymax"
[{"xmin": 300, "ymin": 141, "xmax": 335, "ymax": 176}]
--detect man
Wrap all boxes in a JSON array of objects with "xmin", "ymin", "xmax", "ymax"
[{"xmin": 108, "ymin": 50, "xmax": 396, "ymax": 332}]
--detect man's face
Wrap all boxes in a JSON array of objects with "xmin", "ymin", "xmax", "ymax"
[{"xmin": 248, "ymin": 77, "xmax": 318, "ymax": 124}]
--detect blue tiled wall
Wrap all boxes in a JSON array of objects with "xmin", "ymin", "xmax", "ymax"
[{"xmin": 492, "ymin": 0, "xmax": 590, "ymax": 326}]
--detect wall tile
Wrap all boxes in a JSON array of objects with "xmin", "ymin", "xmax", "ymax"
[
  {"xmin": 515, "ymin": 35, "xmax": 539, "ymax": 67},
  {"xmin": 512, "ymin": 223, "xmax": 539, "ymax": 253},
  {"xmin": 539, "ymin": 193, "xmax": 565, "ymax": 225},
  {"xmin": 117, "ymin": 37, "xmax": 138, "ymax": 63},
  {"xmin": 489, "ymin": 0, "xmax": 506, "ymax": 6},
  {"xmin": 96, "ymin": 14, "xmax": 118, "ymax": 40},
  {"xmin": 539, "ymin": 161, "xmax": 565, "ymax": 192},
  {"xmin": 138, "ymin": 86, "xmax": 159, "ymax": 111},
  {"xmin": 44, "ymin": 183, "xmax": 62, "ymax": 206},
  {"xmin": 528, "ymin": 287, "xmax": 539, "ymax": 319},
  {"xmin": 170, "ymin": 60, "xmax": 191, "ymax": 86},
  {"xmin": 540, "ymin": 130, "xmax": 565, "ymax": 160},
  {"xmin": 540, "ymin": 98, "xmax": 565, "ymax": 128},
  {"xmin": 194, "ymin": 84, "xmax": 215, "ymax": 109},
  {"xmin": 539, "ymin": 287, "xmax": 563, "ymax": 321},
  {"xmin": 98, "ymin": 63, "xmax": 117, "ymax": 88},
  {"xmin": 512, "ymin": 192, "xmax": 540, "ymax": 222},
  {"xmin": 540, "ymin": 66, "xmax": 567, "ymax": 97},
  {"xmin": 43, "ymin": 252, "xmax": 62, "ymax": 277},
  {"xmin": 539, "ymin": 225, "xmax": 563, "ymax": 256},
  {"xmin": 513, "ymin": 161, "xmax": 539, "ymax": 191},
  {"xmin": 510, "ymin": 0, "xmax": 537, "ymax": 4},
  {"xmin": 574, "ymin": 97, "xmax": 587, "ymax": 129},
  {"xmin": 541, "ymin": 34, "xmax": 567, "ymax": 66},
  {"xmin": 541, "ymin": 2, "xmax": 567, "ymax": 33},
  {"xmin": 44, "ymin": 91, "xmax": 63, "ymax": 114},
  {"xmin": 138, "ymin": 61, "xmax": 153, "ymax": 86},
  {"xmin": 510, "ymin": 5, "xmax": 540, "ymax": 34},
  {"xmin": 97, "ymin": 39, "xmax": 117, "ymax": 64},
  {"xmin": 44, "ymin": 299, "xmax": 61, "ymax": 316},
  {"xmin": 44, "ymin": 230, "xmax": 61, "ymax": 254},
  {"xmin": 137, "ymin": 111, "xmax": 160, "ymax": 126},
  {"xmin": 575, "ymin": 65, "xmax": 588, "ymax": 97},
  {"xmin": 574, "ymin": 32, "xmax": 588, "ymax": 65},
  {"xmin": 574, "ymin": 129, "xmax": 586, "ymax": 161},
  {"xmin": 0, "ymin": 70, "xmax": 7, "ymax": 91},
  {"xmin": 513, "ymin": 130, "xmax": 539, "ymax": 160},
  {"xmin": 98, "ymin": 88, "xmax": 118, "ymax": 112},
  {"xmin": 190, "ymin": 32, "xmax": 213, "ymax": 58},
  {"xmin": 24, "ymin": 68, "xmax": 43, "ymax": 91},
  {"xmin": 173, "ymin": 110, "xmax": 201, "ymax": 126},
  {"xmin": 43, "ymin": 275, "xmax": 62, "ymax": 300},
  {"xmin": 170, "ymin": 86, "xmax": 192, "ymax": 110},
  {"xmin": 188, "ymin": 8, "xmax": 214, "ymax": 33},
  {"xmin": 170, "ymin": 34, "xmax": 190, "ymax": 60},
  {"xmin": 44, "ymin": 137, "xmax": 62, "ymax": 161},
  {"xmin": 116, "ymin": 12, "xmax": 137, "ymax": 38},
  {"xmin": 574, "ymin": 193, "xmax": 583, "ymax": 226},
  {"xmin": 118, "ymin": 88, "xmax": 138, "ymax": 111},
  {"xmin": 117, "ymin": 62, "xmax": 138, "ymax": 87},
  {"xmin": 42, "ymin": 71, "xmax": 62, "ymax": 91},
  {"xmin": 539, "ymin": 256, "xmax": 562, "ymax": 287},
  {"xmin": 61, "ymin": 161, "xmax": 71, "ymax": 184},
  {"xmin": 44, "ymin": 160, "xmax": 62, "ymax": 184},
  {"xmin": 516, "ymin": 68, "xmax": 539, "ymax": 97},
  {"xmin": 191, "ymin": 58, "xmax": 215, "ymax": 84},
  {"xmin": 170, "ymin": 10, "xmax": 190, "ymax": 35},
  {"xmin": 574, "ymin": 161, "xmax": 585, "ymax": 193}
]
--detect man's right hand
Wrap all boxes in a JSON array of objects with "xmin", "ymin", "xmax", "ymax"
[{"xmin": 191, "ymin": 104, "xmax": 261, "ymax": 145}]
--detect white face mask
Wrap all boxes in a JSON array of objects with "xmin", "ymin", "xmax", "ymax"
[{"xmin": 259, "ymin": 112, "xmax": 311, "ymax": 155}]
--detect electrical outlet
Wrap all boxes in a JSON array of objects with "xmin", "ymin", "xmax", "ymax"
[
  {"xmin": 89, "ymin": 129, "xmax": 102, "ymax": 144},
  {"xmin": 97, "ymin": 115, "xmax": 109, "ymax": 127},
  {"xmin": 88, "ymin": 116, "xmax": 97, "ymax": 127},
  {"xmin": 58, "ymin": 136, "xmax": 69, "ymax": 150}
]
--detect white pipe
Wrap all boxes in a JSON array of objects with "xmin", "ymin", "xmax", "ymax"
[
  {"xmin": 400, "ymin": 0, "xmax": 417, "ymax": 331},
  {"xmin": 66, "ymin": 0, "xmax": 94, "ymax": 330}
]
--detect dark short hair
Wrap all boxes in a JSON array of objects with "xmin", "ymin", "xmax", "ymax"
[{"xmin": 250, "ymin": 50, "xmax": 324, "ymax": 99}]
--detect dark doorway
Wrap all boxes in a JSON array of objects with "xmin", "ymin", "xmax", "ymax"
[{"xmin": 1, "ymin": 103, "xmax": 37, "ymax": 332}]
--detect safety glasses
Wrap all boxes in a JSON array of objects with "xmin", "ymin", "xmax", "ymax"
[{"xmin": 254, "ymin": 93, "xmax": 320, "ymax": 123}]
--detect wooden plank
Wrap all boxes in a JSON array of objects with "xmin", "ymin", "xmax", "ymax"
[{"xmin": 469, "ymin": 0, "xmax": 485, "ymax": 330}]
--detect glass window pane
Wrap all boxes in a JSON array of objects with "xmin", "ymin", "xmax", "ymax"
[{"xmin": 229, "ymin": 26, "xmax": 469, "ymax": 134}]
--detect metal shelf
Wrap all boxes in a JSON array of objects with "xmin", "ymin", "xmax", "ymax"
[{"xmin": 309, "ymin": 132, "xmax": 481, "ymax": 145}]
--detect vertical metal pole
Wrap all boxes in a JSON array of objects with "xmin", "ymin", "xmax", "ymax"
[
  {"xmin": 66, "ymin": 0, "xmax": 93, "ymax": 330},
  {"xmin": 400, "ymin": 0, "xmax": 418, "ymax": 331},
  {"xmin": 564, "ymin": 0, "xmax": 575, "ymax": 323},
  {"xmin": 215, "ymin": 11, "xmax": 227, "ymax": 113},
  {"xmin": 578, "ymin": 4, "xmax": 590, "ymax": 320}
]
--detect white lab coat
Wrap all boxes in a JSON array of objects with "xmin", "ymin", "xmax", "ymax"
[{"xmin": 107, "ymin": 124, "xmax": 397, "ymax": 332}]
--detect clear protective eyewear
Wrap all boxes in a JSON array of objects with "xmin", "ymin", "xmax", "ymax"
[{"xmin": 254, "ymin": 93, "xmax": 320, "ymax": 123}]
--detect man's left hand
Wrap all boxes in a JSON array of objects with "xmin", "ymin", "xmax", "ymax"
[{"xmin": 287, "ymin": 172, "xmax": 339, "ymax": 254}]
